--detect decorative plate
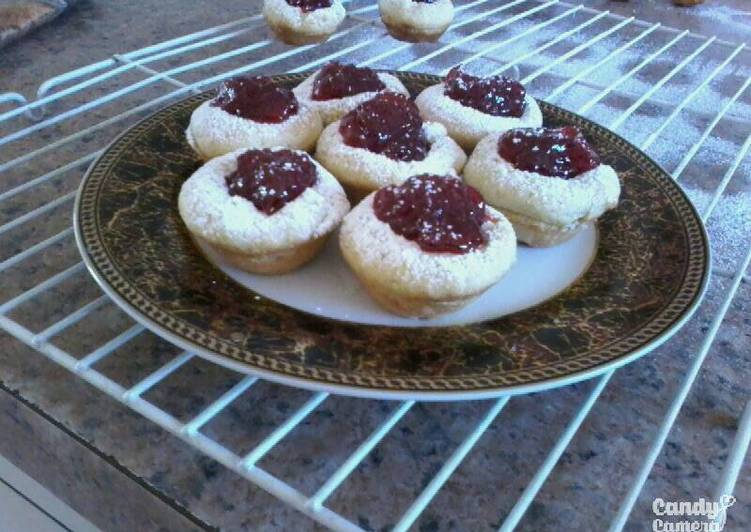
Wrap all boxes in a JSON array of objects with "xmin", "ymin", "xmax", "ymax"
[{"xmin": 74, "ymin": 72, "xmax": 710, "ymax": 400}]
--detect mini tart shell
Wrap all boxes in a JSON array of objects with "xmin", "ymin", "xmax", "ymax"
[
  {"xmin": 339, "ymin": 193, "xmax": 517, "ymax": 318},
  {"xmin": 415, "ymin": 83, "xmax": 543, "ymax": 150},
  {"xmin": 186, "ymin": 99, "xmax": 322, "ymax": 160},
  {"xmin": 263, "ymin": 0, "xmax": 346, "ymax": 45},
  {"xmin": 314, "ymin": 120, "xmax": 467, "ymax": 201},
  {"xmin": 178, "ymin": 148, "xmax": 350, "ymax": 275},
  {"xmin": 378, "ymin": 0, "xmax": 454, "ymax": 42},
  {"xmin": 463, "ymin": 132, "xmax": 621, "ymax": 247},
  {"xmin": 292, "ymin": 71, "xmax": 410, "ymax": 125}
]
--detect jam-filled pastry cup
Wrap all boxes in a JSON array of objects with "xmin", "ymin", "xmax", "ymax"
[
  {"xmin": 178, "ymin": 147, "xmax": 349, "ymax": 275},
  {"xmin": 186, "ymin": 76, "xmax": 322, "ymax": 160},
  {"xmin": 315, "ymin": 92, "xmax": 466, "ymax": 201},
  {"xmin": 263, "ymin": 0, "xmax": 346, "ymax": 45},
  {"xmin": 464, "ymin": 127, "xmax": 620, "ymax": 247},
  {"xmin": 378, "ymin": 0, "xmax": 454, "ymax": 42},
  {"xmin": 292, "ymin": 62, "xmax": 409, "ymax": 125},
  {"xmin": 415, "ymin": 66, "xmax": 543, "ymax": 151},
  {"xmin": 340, "ymin": 175, "xmax": 516, "ymax": 318}
]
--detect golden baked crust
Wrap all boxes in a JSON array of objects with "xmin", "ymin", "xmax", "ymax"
[
  {"xmin": 380, "ymin": 20, "xmax": 448, "ymax": 43},
  {"xmin": 193, "ymin": 233, "xmax": 329, "ymax": 274},
  {"xmin": 356, "ymin": 275, "xmax": 480, "ymax": 317},
  {"xmin": 500, "ymin": 208, "xmax": 590, "ymax": 247}
]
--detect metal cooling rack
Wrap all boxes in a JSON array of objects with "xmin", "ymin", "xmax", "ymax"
[{"xmin": 1, "ymin": 1, "xmax": 750, "ymax": 530}]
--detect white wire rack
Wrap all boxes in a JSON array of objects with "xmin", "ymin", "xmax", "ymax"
[{"xmin": 1, "ymin": 1, "xmax": 750, "ymax": 530}]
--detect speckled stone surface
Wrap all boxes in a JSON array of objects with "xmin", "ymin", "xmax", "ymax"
[
  {"xmin": 0, "ymin": 387, "xmax": 207, "ymax": 532},
  {"xmin": 0, "ymin": 1, "xmax": 749, "ymax": 531}
]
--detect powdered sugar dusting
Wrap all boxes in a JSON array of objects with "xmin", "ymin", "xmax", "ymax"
[
  {"xmin": 178, "ymin": 147, "xmax": 349, "ymax": 253},
  {"xmin": 464, "ymin": 132, "xmax": 620, "ymax": 226},
  {"xmin": 378, "ymin": 0, "xmax": 454, "ymax": 33},
  {"xmin": 340, "ymin": 193, "xmax": 516, "ymax": 299},
  {"xmin": 293, "ymin": 69, "xmax": 409, "ymax": 124},
  {"xmin": 415, "ymin": 83, "xmax": 542, "ymax": 148},
  {"xmin": 314, "ymin": 119, "xmax": 466, "ymax": 190},
  {"xmin": 186, "ymin": 98, "xmax": 322, "ymax": 159},
  {"xmin": 263, "ymin": 0, "xmax": 345, "ymax": 33}
]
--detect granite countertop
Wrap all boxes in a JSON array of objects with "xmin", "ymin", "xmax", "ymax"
[{"xmin": 0, "ymin": 1, "xmax": 749, "ymax": 531}]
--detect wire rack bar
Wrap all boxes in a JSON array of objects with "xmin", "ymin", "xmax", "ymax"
[
  {"xmin": 0, "ymin": 262, "xmax": 85, "ymax": 314},
  {"xmin": 0, "ymin": 312, "xmax": 362, "ymax": 531},
  {"xmin": 30, "ymin": 15, "xmax": 264, "ymax": 102},
  {"xmin": 609, "ymin": 37, "xmax": 716, "ymax": 130},
  {"xmin": 609, "ymin": 247, "xmax": 751, "ymax": 532},
  {"xmin": 308, "ymin": 400, "xmax": 416, "ymax": 509},
  {"xmin": 399, "ymin": 0, "xmax": 556, "ymax": 71},
  {"xmin": 288, "ymin": 31, "xmax": 389, "ymax": 74},
  {"xmin": 113, "ymin": 54, "xmax": 190, "ymax": 91},
  {"xmin": 713, "ymin": 399, "xmax": 751, "ymax": 502},
  {"xmin": 124, "ymin": 351, "xmax": 194, "ymax": 400},
  {"xmin": 1, "ymin": 2, "xmax": 749, "ymax": 530},
  {"xmin": 0, "ymin": 17, "xmax": 363, "ymax": 169},
  {"xmin": 640, "ymin": 44, "xmax": 746, "ymax": 150},
  {"xmin": 577, "ymin": 30, "xmax": 689, "ymax": 115},
  {"xmin": 358, "ymin": 0, "xmax": 507, "ymax": 67},
  {"xmin": 0, "ymin": 151, "xmax": 99, "ymax": 203},
  {"xmin": 546, "ymin": 22, "xmax": 661, "ymax": 101},
  {"xmin": 74, "ymin": 324, "xmax": 145, "ymax": 371},
  {"xmin": 497, "ymin": 10, "xmax": 617, "ymax": 77},
  {"xmin": 673, "ymin": 76, "xmax": 751, "ymax": 179},
  {"xmin": 0, "ymin": 190, "xmax": 76, "ymax": 236},
  {"xmin": 0, "ymin": 227, "xmax": 73, "ymax": 273},
  {"xmin": 517, "ymin": 16, "xmax": 634, "ymax": 82},
  {"xmin": 0, "ymin": 18, "xmax": 377, "ymax": 149},
  {"xmin": 393, "ymin": 397, "xmax": 510, "ymax": 532},
  {"xmin": 0, "ymin": 28, "xmax": 235, "ymax": 123},
  {"xmin": 559, "ymin": 0, "xmax": 741, "ymax": 49},
  {"xmin": 0, "ymin": 93, "xmax": 27, "ymax": 108},
  {"xmin": 188, "ymin": 430, "xmax": 364, "ymax": 531},
  {"xmin": 32, "ymin": 295, "xmax": 110, "ymax": 346},
  {"xmin": 241, "ymin": 391, "xmax": 330, "ymax": 469},
  {"xmin": 488, "ymin": 49, "xmax": 751, "ymax": 532},
  {"xmin": 703, "ymin": 132, "xmax": 751, "ymax": 217},
  {"xmin": 303, "ymin": 0, "xmax": 525, "ymax": 74},
  {"xmin": 0, "ymin": 0, "xmax": 367, "ymax": 121},
  {"xmin": 183, "ymin": 375, "xmax": 259, "ymax": 434},
  {"xmin": 498, "ymin": 372, "xmax": 613, "ymax": 531},
  {"xmin": 447, "ymin": 4, "xmax": 583, "ymax": 74},
  {"xmin": 4, "ymin": 1, "xmax": 360, "ymax": 114}
]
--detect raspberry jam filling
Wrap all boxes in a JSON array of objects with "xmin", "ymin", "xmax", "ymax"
[
  {"xmin": 285, "ymin": 0, "xmax": 333, "ymax": 12},
  {"xmin": 444, "ymin": 66, "xmax": 527, "ymax": 117},
  {"xmin": 226, "ymin": 149, "xmax": 317, "ymax": 215},
  {"xmin": 339, "ymin": 93, "xmax": 429, "ymax": 162},
  {"xmin": 373, "ymin": 175, "xmax": 488, "ymax": 254},
  {"xmin": 311, "ymin": 62, "xmax": 386, "ymax": 101},
  {"xmin": 212, "ymin": 76, "xmax": 299, "ymax": 123},
  {"xmin": 498, "ymin": 126, "xmax": 601, "ymax": 179}
]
